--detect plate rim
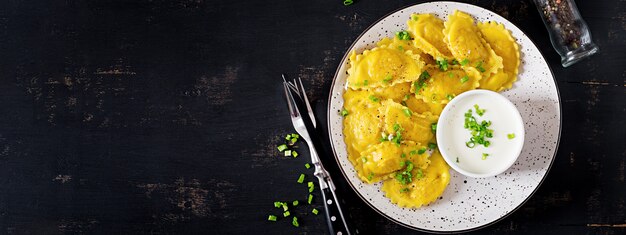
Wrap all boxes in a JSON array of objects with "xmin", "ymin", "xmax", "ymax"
[{"xmin": 325, "ymin": 1, "xmax": 562, "ymax": 233}]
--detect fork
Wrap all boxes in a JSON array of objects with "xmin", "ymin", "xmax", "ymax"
[{"xmin": 282, "ymin": 81, "xmax": 352, "ymax": 235}]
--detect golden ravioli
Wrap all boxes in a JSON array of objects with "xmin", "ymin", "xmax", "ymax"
[
  {"xmin": 443, "ymin": 11, "xmax": 503, "ymax": 76},
  {"xmin": 381, "ymin": 150, "xmax": 450, "ymax": 208},
  {"xmin": 411, "ymin": 65, "xmax": 481, "ymax": 104},
  {"xmin": 358, "ymin": 141, "xmax": 431, "ymax": 183},
  {"xmin": 342, "ymin": 89, "xmax": 383, "ymax": 167},
  {"xmin": 347, "ymin": 45, "xmax": 425, "ymax": 89},
  {"xmin": 377, "ymin": 36, "xmax": 436, "ymax": 65},
  {"xmin": 380, "ymin": 99, "xmax": 438, "ymax": 146},
  {"xmin": 477, "ymin": 21, "xmax": 521, "ymax": 91},
  {"xmin": 407, "ymin": 14, "xmax": 454, "ymax": 60}
]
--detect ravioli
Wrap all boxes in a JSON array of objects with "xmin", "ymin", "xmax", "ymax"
[
  {"xmin": 377, "ymin": 36, "xmax": 436, "ymax": 65},
  {"xmin": 380, "ymin": 99, "xmax": 438, "ymax": 146},
  {"xmin": 342, "ymin": 89, "xmax": 383, "ymax": 167},
  {"xmin": 443, "ymin": 11, "xmax": 503, "ymax": 76},
  {"xmin": 358, "ymin": 141, "xmax": 431, "ymax": 183},
  {"xmin": 381, "ymin": 150, "xmax": 450, "ymax": 208},
  {"xmin": 347, "ymin": 45, "xmax": 425, "ymax": 89},
  {"xmin": 477, "ymin": 21, "xmax": 521, "ymax": 91},
  {"xmin": 411, "ymin": 65, "xmax": 481, "ymax": 104},
  {"xmin": 407, "ymin": 14, "xmax": 454, "ymax": 60}
]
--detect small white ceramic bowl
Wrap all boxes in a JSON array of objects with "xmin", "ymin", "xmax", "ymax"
[{"xmin": 436, "ymin": 90, "xmax": 525, "ymax": 178}]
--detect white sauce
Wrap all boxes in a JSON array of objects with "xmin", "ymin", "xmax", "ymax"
[{"xmin": 437, "ymin": 90, "xmax": 524, "ymax": 177}]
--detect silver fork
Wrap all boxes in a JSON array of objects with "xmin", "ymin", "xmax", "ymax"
[
  {"xmin": 282, "ymin": 74, "xmax": 317, "ymax": 128},
  {"xmin": 282, "ymin": 81, "xmax": 351, "ymax": 235}
]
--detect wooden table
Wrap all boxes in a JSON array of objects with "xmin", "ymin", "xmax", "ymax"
[{"xmin": 0, "ymin": 0, "xmax": 624, "ymax": 234}]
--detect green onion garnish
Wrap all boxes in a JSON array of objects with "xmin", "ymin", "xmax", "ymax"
[
  {"xmin": 282, "ymin": 203, "xmax": 289, "ymax": 211},
  {"xmin": 417, "ymin": 148, "xmax": 427, "ymax": 154},
  {"xmin": 403, "ymin": 108, "xmax": 412, "ymax": 117},
  {"xmin": 312, "ymin": 208, "xmax": 319, "ymax": 215},
  {"xmin": 363, "ymin": 80, "xmax": 368, "ymax": 86},
  {"xmin": 412, "ymin": 15, "xmax": 419, "ymax": 21},
  {"xmin": 508, "ymin": 133, "xmax": 516, "ymax": 139},
  {"xmin": 283, "ymin": 211, "xmax": 290, "ymax": 217},
  {"xmin": 305, "ymin": 163, "xmax": 311, "ymax": 169},
  {"xmin": 395, "ymin": 160, "xmax": 414, "ymax": 185},
  {"xmin": 398, "ymin": 45, "xmax": 404, "ymax": 51},
  {"xmin": 448, "ymin": 72, "xmax": 454, "ymax": 78},
  {"xmin": 400, "ymin": 188, "xmax": 409, "ymax": 193},
  {"xmin": 428, "ymin": 143, "xmax": 437, "ymax": 150},
  {"xmin": 361, "ymin": 157, "xmax": 367, "ymax": 163},
  {"xmin": 383, "ymin": 74, "xmax": 392, "ymax": 83},
  {"xmin": 292, "ymin": 216, "xmax": 299, "ymax": 227},
  {"xmin": 369, "ymin": 95, "xmax": 380, "ymax": 102},
  {"xmin": 403, "ymin": 94, "xmax": 410, "ymax": 101},
  {"xmin": 395, "ymin": 30, "xmax": 411, "ymax": 40},
  {"xmin": 307, "ymin": 194, "xmax": 313, "ymax": 204},
  {"xmin": 343, "ymin": 0, "xmax": 353, "ymax": 6},
  {"xmin": 446, "ymin": 94, "xmax": 454, "ymax": 101},
  {"xmin": 274, "ymin": 201, "xmax": 282, "ymax": 208},
  {"xmin": 292, "ymin": 151, "xmax": 298, "ymax": 158},
  {"xmin": 277, "ymin": 144, "xmax": 288, "ymax": 152},
  {"xmin": 460, "ymin": 58, "xmax": 470, "ymax": 66},
  {"xmin": 436, "ymin": 57, "xmax": 449, "ymax": 71},
  {"xmin": 464, "ymin": 106, "xmax": 493, "ymax": 148},
  {"xmin": 297, "ymin": 174, "xmax": 305, "ymax": 184},
  {"xmin": 451, "ymin": 59, "xmax": 459, "ymax": 65},
  {"xmin": 341, "ymin": 108, "xmax": 349, "ymax": 117},
  {"xmin": 401, "ymin": 153, "xmax": 406, "ymax": 158},
  {"xmin": 268, "ymin": 215, "xmax": 277, "ymax": 221},
  {"xmin": 474, "ymin": 104, "xmax": 486, "ymax": 116},
  {"xmin": 460, "ymin": 75, "xmax": 469, "ymax": 83},
  {"xmin": 367, "ymin": 173, "xmax": 374, "ymax": 181},
  {"xmin": 482, "ymin": 153, "xmax": 489, "ymax": 160},
  {"xmin": 431, "ymin": 123, "xmax": 437, "ymax": 133},
  {"xmin": 284, "ymin": 150, "xmax": 292, "ymax": 157},
  {"xmin": 416, "ymin": 169, "xmax": 424, "ymax": 179},
  {"xmin": 308, "ymin": 182, "xmax": 315, "ymax": 193},
  {"xmin": 475, "ymin": 61, "xmax": 486, "ymax": 72},
  {"xmin": 292, "ymin": 200, "xmax": 299, "ymax": 206}
]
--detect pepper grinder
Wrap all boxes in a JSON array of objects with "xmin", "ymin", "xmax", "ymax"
[{"xmin": 533, "ymin": 0, "xmax": 599, "ymax": 67}]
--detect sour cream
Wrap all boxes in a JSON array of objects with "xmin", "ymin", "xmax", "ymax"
[{"xmin": 436, "ymin": 90, "xmax": 525, "ymax": 178}]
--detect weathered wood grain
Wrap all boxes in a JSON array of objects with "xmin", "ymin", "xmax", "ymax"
[{"xmin": 0, "ymin": 0, "xmax": 624, "ymax": 234}]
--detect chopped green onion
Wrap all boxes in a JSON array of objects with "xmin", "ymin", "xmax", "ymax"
[
  {"xmin": 312, "ymin": 208, "xmax": 319, "ymax": 215},
  {"xmin": 282, "ymin": 203, "xmax": 289, "ymax": 211},
  {"xmin": 403, "ymin": 95, "xmax": 410, "ymax": 101},
  {"xmin": 409, "ymin": 150, "xmax": 418, "ymax": 155},
  {"xmin": 367, "ymin": 173, "xmax": 374, "ymax": 181},
  {"xmin": 431, "ymin": 123, "xmax": 437, "ymax": 133},
  {"xmin": 417, "ymin": 148, "xmax": 427, "ymax": 154},
  {"xmin": 507, "ymin": 133, "xmax": 516, "ymax": 139},
  {"xmin": 400, "ymin": 188, "xmax": 410, "ymax": 193},
  {"xmin": 428, "ymin": 143, "xmax": 437, "ymax": 150},
  {"xmin": 283, "ymin": 211, "xmax": 290, "ymax": 217},
  {"xmin": 307, "ymin": 194, "xmax": 313, "ymax": 204},
  {"xmin": 361, "ymin": 157, "xmax": 367, "ymax": 163},
  {"xmin": 460, "ymin": 75, "xmax": 469, "ymax": 83},
  {"xmin": 482, "ymin": 153, "xmax": 489, "ymax": 160},
  {"xmin": 451, "ymin": 59, "xmax": 459, "ymax": 65},
  {"xmin": 448, "ymin": 72, "xmax": 454, "ymax": 78},
  {"xmin": 305, "ymin": 163, "xmax": 311, "ymax": 169},
  {"xmin": 403, "ymin": 108, "xmax": 412, "ymax": 117},
  {"xmin": 292, "ymin": 151, "xmax": 298, "ymax": 158},
  {"xmin": 412, "ymin": 15, "xmax": 419, "ymax": 21},
  {"xmin": 340, "ymin": 108, "xmax": 349, "ymax": 117},
  {"xmin": 474, "ymin": 104, "xmax": 486, "ymax": 116},
  {"xmin": 460, "ymin": 58, "xmax": 470, "ymax": 66},
  {"xmin": 297, "ymin": 174, "xmax": 305, "ymax": 184},
  {"xmin": 395, "ymin": 30, "xmax": 411, "ymax": 40},
  {"xmin": 395, "ymin": 160, "xmax": 414, "ymax": 185},
  {"xmin": 363, "ymin": 80, "xmax": 369, "ymax": 86},
  {"xmin": 369, "ymin": 95, "xmax": 380, "ymax": 102},
  {"xmin": 292, "ymin": 200, "xmax": 299, "ymax": 206},
  {"xmin": 274, "ymin": 201, "xmax": 282, "ymax": 208},
  {"xmin": 284, "ymin": 150, "xmax": 292, "ymax": 157},
  {"xmin": 446, "ymin": 94, "xmax": 454, "ymax": 101},
  {"xmin": 268, "ymin": 215, "xmax": 277, "ymax": 221},
  {"xmin": 399, "ymin": 161, "xmax": 405, "ymax": 168},
  {"xmin": 343, "ymin": 0, "xmax": 353, "ymax": 6},
  {"xmin": 285, "ymin": 134, "xmax": 292, "ymax": 141},
  {"xmin": 292, "ymin": 216, "xmax": 299, "ymax": 227},
  {"xmin": 308, "ymin": 182, "xmax": 315, "ymax": 193},
  {"xmin": 277, "ymin": 144, "xmax": 288, "ymax": 152},
  {"xmin": 416, "ymin": 169, "xmax": 424, "ymax": 179},
  {"xmin": 475, "ymin": 61, "xmax": 486, "ymax": 72},
  {"xmin": 398, "ymin": 45, "xmax": 404, "ymax": 51},
  {"xmin": 436, "ymin": 57, "xmax": 449, "ymax": 71},
  {"xmin": 401, "ymin": 153, "xmax": 406, "ymax": 158},
  {"xmin": 383, "ymin": 74, "xmax": 393, "ymax": 83}
]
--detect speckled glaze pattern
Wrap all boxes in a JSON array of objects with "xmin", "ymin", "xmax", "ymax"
[{"xmin": 327, "ymin": 2, "xmax": 561, "ymax": 233}]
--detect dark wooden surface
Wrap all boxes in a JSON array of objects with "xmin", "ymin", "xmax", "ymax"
[{"xmin": 0, "ymin": 0, "xmax": 624, "ymax": 234}]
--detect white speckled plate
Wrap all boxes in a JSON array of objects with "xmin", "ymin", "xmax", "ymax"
[{"xmin": 327, "ymin": 1, "xmax": 561, "ymax": 233}]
